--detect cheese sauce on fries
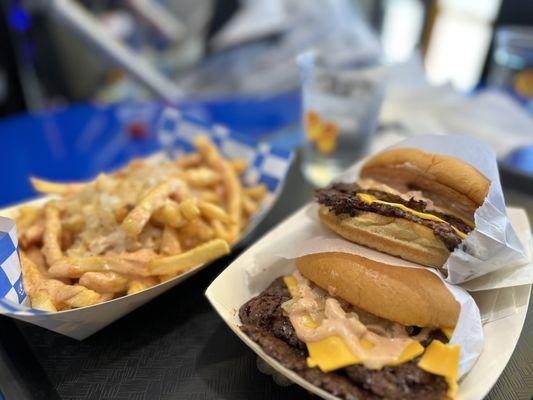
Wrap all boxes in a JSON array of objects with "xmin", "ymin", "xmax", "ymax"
[{"xmin": 17, "ymin": 136, "xmax": 266, "ymax": 312}]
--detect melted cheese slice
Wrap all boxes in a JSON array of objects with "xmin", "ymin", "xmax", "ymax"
[
  {"xmin": 417, "ymin": 340, "xmax": 460, "ymax": 398},
  {"xmin": 442, "ymin": 327, "xmax": 454, "ymax": 340},
  {"xmin": 283, "ymin": 276, "xmax": 424, "ymax": 372},
  {"xmin": 306, "ymin": 337, "xmax": 424, "ymax": 372},
  {"xmin": 356, "ymin": 193, "xmax": 467, "ymax": 239},
  {"xmin": 283, "ymin": 276, "xmax": 299, "ymax": 297}
]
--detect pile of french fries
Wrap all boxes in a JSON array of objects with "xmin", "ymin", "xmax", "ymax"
[{"xmin": 16, "ymin": 136, "xmax": 267, "ymax": 312}]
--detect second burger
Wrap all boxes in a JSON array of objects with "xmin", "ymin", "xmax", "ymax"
[{"xmin": 239, "ymin": 251, "xmax": 463, "ymax": 399}]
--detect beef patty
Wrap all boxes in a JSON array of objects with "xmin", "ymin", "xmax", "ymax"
[
  {"xmin": 239, "ymin": 277, "xmax": 448, "ymax": 400},
  {"xmin": 315, "ymin": 182, "xmax": 472, "ymax": 251}
]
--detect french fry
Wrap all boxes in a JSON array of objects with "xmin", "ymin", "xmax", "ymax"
[
  {"xmin": 79, "ymin": 271, "xmax": 129, "ymax": 293},
  {"xmin": 43, "ymin": 280, "xmax": 88, "ymax": 309},
  {"xmin": 152, "ymin": 200, "xmax": 187, "ymax": 228},
  {"xmin": 160, "ymin": 225, "xmax": 182, "ymax": 255},
  {"xmin": 180, "ymin": 218, "xmax": 215, "ymax": 245},
  {"xmin": 20, "ymin": 251, "xmax": 100, "ymax": 310},
  {"xmin": 242, "ymin": 194, "xmax": 258, "ymax": 216},
  {"xmin": 48, "ymin": 249, "xmax": 156, "ymax": 278},
  {"xmin": 25, "ymin": 246, "xmax": 46, "ymax": 268},
  {"xmin": 158, "ymin": 274, "xmax": 177, "ymax": 282},
  {"xmin": 127, "ymin": 277, "xmax": 159, "ymax": 295},
  {"xmin": 17, "ymin": 206, "xmax": 44, "ymax": 248},
  {"xmin": 127, "ymin": 281, "xmax": 145, "ymax": 295},
  {"xmin": 63, "ymin": 288, "xmax": 102, "ymax": 308},
  {"xmin": 25, "ymin": 246, "xmax": 49, "ymax": 276},
  {"xmin": 16, "ymin": 206, "xmax": 41, "ymax": 232},
  {"xmin": 179, "ymin": 198, "xmax": 200, "ymax": 221},
  {"xmin": 198, "ymin": 190, "xmax": 222, "ymax": 204},
  {"xmin": 19, "ymin": 223, "xmax": 44, "ymax": 249},
  {"xmin": 198, "ymin": 201, "xmax": 231, "ymax": 223},
  {"xmin": 30, "ymin": 177, "xmax": 86, "ymax": 195},
  {"xmin": 149, "ymin": 239, "xmax": 230, "ymax": 275},
  {"xmin": 42, "ymin": 203, "xmax": 63, "ymax": 265},
  {"xmin": 16, "ymin": 206, "xmax": 44, "ymax": 248},
  {"xmin": 17, "ymin": 205, "xmax": 40, "ymax": 221},
  {"xmin": 122, "ymin": 178, "xmax": 189, "ymax": 237},
  {"xmin": 48, "ymin": 256, "xmax": 107, "ymax": 278},
  {"xmin": 138, "ymin": 223, "xmax": 163, "ymax": 250},
  {"xmin": 210, "ymin": 219, "xmax": 231, "ymax": 242},
  {"xmin": 194, "ymin": 136, "xmax": 241, "ymax": 243},
  {"xmin": 61, "ymin": 213, "xmax": 85, "ymax": 233},
  {"xmin": 175, "ymin": 152, "xmax": 201, "ymax": 169},
  {"xmin": 230, "ymin": 159, "xmax": 247, "ymax": 175},
  {"xmin": 127, "ymin": 159, "xmax": 146, "ymax": 170},
  {"xmin": 99, "ymin": 293, "xmax": 115, "ymax": 302},
  {"xmin": 244, "ymin": 184, "xmax": 267, "ymax": 201},
  {"xmin": 31, "ymin": 290, "xmax": 57, "ymax": 312},
  {"xmin": 19, "ymin": 250, "xmax": 44, "ymax": 297},
  {"xmin": 114, "ymin": 206, "xmax": 131, "ymax": 223},
  {"xmin": 61, "ymin": 229, "xmax": 74, "ymax": 250},
  {"xmin": 182, "ymin": 168, "xmax": 220, "ymax": 187}
]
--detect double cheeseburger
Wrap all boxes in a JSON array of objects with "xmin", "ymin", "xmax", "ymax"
[
  {"xmin": 316, "ymin": 148, "xmax": 490, "ymax": 268},
  {"xmin": 240, "ymin": 253, "xmax": 462, "ymax": 399}
]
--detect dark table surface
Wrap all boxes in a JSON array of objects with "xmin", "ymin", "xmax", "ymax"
[{"xmin": 0, "ymin": 155, "xmax": 532, "ymax": 400}]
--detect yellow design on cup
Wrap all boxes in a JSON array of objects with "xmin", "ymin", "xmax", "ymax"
[
  {"xmin": 514, "ymin": 69, "xmax": 533, "ymax": 98},
  {"xmin": 305, "ymin": 111, "xmax": 339, "ymax": 154}
]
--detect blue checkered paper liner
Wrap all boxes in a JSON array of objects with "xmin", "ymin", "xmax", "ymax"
[
  {"xmin": 157, "ymin": 107, "xmax": 293, "ymax": 196},
  {"xmin": 0, "ymin": 108, "xmax": 293, "ymax": 317},
  {"xmin": 0, "ymin": 217, "xmax": 41, "ymax": 314}
]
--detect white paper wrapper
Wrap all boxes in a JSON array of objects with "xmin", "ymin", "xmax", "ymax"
[
  {"xmin": 333, "ymin": 135, "xmax": 532, "ymax": 289},
  {"xmin": 247, "ymin": 204, "xmax": 482, "ymax": 377},
  {"xmin": 0, "ymin": 109, "xmax": 294, "ymax": 339}
]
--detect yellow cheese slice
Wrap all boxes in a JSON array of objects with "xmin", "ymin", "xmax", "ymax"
[
  {"xmin": 386, "ymin": 340, "xmax": 424, "ymax": 367},
  {"xmin": 417, "ymin": 340, "xmax": 460, "ymax": 398},
  {"xmin": 307, "ymin": 336, "xmax": 361, "ymax": 371},
  {"xmin": 306, "ymin": 336, "xmax": 424, "ymax": 372},
  {"xmin": 442, "ymin": 327, "xmax": 454, "ymax": 340},
  {"xmin": 283, "ymin": 275, "xmax": 299, "ymax": 297},
  {"xmin": 356, "ymin": 193, "xmax": 467, "ymax": 239}
]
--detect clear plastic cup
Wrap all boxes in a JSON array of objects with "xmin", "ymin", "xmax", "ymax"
[
  {"xmin": 297, "ymin": 51, "xmax": 386, "ymax": 187},
  {"xmin": 488, "ymin": 26, "xmax": 533, "ymax": 101}
]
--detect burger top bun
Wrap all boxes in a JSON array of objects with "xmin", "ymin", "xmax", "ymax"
[
  {"xmin": 360, "ymin": 147, "xmax": 490, "ymax": 221},
  {"xmin": 296, "ymin": 252, "xmax": 460, "ymax": 328}
]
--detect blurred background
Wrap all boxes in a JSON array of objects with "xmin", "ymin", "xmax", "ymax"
[
  {"xmin": 0, "ymin": 0, "xmax": 532, "ymax": 206},
  {"xmin": 2, "ymin": 0, "xmax": 532, "ymax": 109}
]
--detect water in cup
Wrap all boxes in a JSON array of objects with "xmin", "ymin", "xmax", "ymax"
[{"xmin": 298, "ymin": 52, "xmax": 386, "ymax": 187}]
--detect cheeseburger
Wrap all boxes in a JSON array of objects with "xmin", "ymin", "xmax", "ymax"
[
  {"xmin": 239, "ymin": 253, "xmax": 462, "ymax": 399},
  {"xmin": 316, "ymin": 148, "xmax": 490, "ymax": 268}
]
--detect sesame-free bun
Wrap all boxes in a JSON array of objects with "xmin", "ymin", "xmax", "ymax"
[
  {"xmin": 319, "ymin": 206, "xmax": 449, "ymax": 268},
  {"xmin": 296, "ymin": 252, "xmax": 460, "ymax": 328},
  {"xmin": 360, "ymin": 147, "xmax": 490, "ymax": 222}
]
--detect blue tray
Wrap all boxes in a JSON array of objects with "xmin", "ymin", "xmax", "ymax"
[{"xmin": 0, "ymin": 91, "xmax": 301, "ymax": 207}]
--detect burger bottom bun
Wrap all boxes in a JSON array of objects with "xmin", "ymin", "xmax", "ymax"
[
  {"xmin": 296, "ymin": 252, "xmax": 460, "ymax": 328},
  {"xmin": 319, "ymin": 206, "xmax": 449, "ymax": 268}
]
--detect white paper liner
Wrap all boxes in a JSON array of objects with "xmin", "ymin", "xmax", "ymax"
[{"xmin": 333, "ymin": 134, "xmax": 532, "ymax": 289}]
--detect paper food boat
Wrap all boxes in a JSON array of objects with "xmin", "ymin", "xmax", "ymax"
[
  {"xmin": 206, "ymin": 204, "xmax": 532, "ymax": 400},
  {"xmin": 0, "ymin": 109, "xmax": 293, "ymax": 340}
]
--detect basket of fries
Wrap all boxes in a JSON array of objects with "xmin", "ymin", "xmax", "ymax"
[{"xmin": 0, "ymin": 108, "xmax": 293, "ymax": 339}]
